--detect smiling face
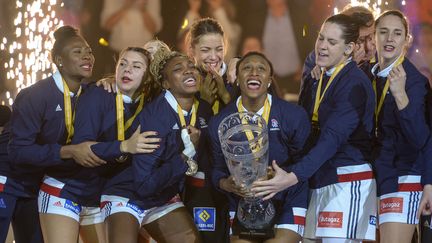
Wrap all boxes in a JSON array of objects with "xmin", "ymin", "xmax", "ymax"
[
  {"xmin": 162, "ymin": 56, "xmax": 200, "ymax": 98},
  {"xmin": 57, "ymin": 36, "xmax": 94, "ymax": 80},
  {"xmin": 315, "ymin": 22, "xmax": 353, "ymax": 69},
  {"xmin": 375, "ymin": 14, "xmax": 408, "ymax": 68},
  {"xmin": 115, "ymin": 50, "xmax": 148, "ymax": 98},
  {"xmin": 237, "ymin": 54, "xmax": 271, "ymax": 101},
  {"xmin": 191, "ymin": 33, "xmax": 225, "ymax": 73}
]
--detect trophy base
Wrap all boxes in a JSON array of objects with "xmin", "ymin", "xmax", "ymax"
[{"xmin": 233, "ymin": 218, "xmax": 275, "ymax": 240}]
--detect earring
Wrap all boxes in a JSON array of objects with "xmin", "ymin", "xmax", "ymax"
[
  {"xmin": 268, "ymin": 83, "xmax": 271, "ymax": 88},
  {"xmin": 58, "ymin": 63, "xmax": 63, "ymax": 68}
]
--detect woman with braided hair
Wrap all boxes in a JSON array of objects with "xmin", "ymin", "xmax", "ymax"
[
  {"xmin": 126, "ymin": 46, "xmax": 213, "ymax": 243},
  {"xmin": 99, "ymin": 47, "xmax": 207, "ymax": 242}
]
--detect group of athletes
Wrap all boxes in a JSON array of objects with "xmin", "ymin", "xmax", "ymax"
[{"xmin": 0, "ymin": 3, "xmax": 431, "ymax": 243}]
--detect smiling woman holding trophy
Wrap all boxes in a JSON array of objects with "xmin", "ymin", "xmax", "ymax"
[{"xmin": 208, "ymin": 52, "xmax": 311, "ymax": 243}]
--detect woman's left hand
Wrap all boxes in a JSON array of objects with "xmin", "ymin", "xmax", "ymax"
[
  {"xmin": 227, "ymin": 57, "xmax": 240, "ymax": 84},
  {"xmin": 209, "ymin": 68, "xmax": 231, "ymax": 104},
  {"xmin": 388, "ymin": 64, "xmax": 407, "ymax": 96},
  {"xmin": 95, "ymin": 77, "xmax": 116, "ymax": 93},
  {"xmin": 388, "ymin": 64, "xmax": 409, "ymax": 110},
  {"xmin": 418, "ymin": 184, "xmax": 432, "ymax": 218},
  {"xmin": 251, "ymin": 160, "xmax": 299, "ymax": 200}
]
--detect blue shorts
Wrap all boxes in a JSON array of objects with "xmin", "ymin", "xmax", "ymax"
[{"xmin": 0, "ymin": 192, "xmax": 43, "ymax": 243}]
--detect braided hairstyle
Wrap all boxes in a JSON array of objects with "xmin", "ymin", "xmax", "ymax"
[{"xmin": 149, "ymin": 47, "xmax": 188, "ymax": 88}]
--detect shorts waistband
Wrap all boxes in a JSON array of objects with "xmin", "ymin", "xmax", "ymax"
[{"xmin": 337, "ymin": 164, "xmax": 374, "ymax": 183}]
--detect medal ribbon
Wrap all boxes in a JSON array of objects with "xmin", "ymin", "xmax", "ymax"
[
  {"xmin": 212, "ymin": 99, "xmax": 220, "ymax": 115},
  {"xmin": 237, "ymin": 96, "xmax": 270, "ymax": 142},
  {"xmin": 62, "ymin": 78, "xmax": 81, "ymax": 144},
  {"xmin": 177, "ymin": 98, "xmax": 199, "ymax": 128},
  {"xmin": 312, "ymin": 62, "xmax": 346, "ymax": 123},
  {"xmin": 372, "ymin": 55, "xmax": 405, "ymax": 128},
  {"xmin": 116, "ymin": 92, "xmax": 145, "ymax": 141}
]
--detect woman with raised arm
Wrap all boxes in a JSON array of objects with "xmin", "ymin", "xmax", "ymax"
[
  {"xmin": 253, "ymin": 14, "xmax": 377, "ymax": 243},
  {"xmin": 371, "ymin": 10, "xmax": 430, "ymax": 243}
]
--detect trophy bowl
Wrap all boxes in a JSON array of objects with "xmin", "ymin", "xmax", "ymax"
[{"xmin": 218, "ymin": 112, "xmax": 275, "ymax": 238}]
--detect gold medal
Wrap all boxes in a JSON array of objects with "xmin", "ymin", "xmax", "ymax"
[{"xmin": 185, "ymin": 157, "xmax": 198, "ymax": 176}]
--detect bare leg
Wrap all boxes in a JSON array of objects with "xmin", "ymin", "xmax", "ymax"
[
  {"xmin": 380, "ymin": 222, "xmax": 415, "ymax": 243},
  {"xmin": 143, "ymin": 207, "xmax": 201, "ymax": 243},
  {"xmin": 230, "ymin": 235, "xmax": 260, "ymax": 243},
  {"xmin": 265, "ymin": 228, "xmax": 301, "ymax": 243},
  {"xmin": 106, "ymin": 212, "xmax": 139, "ymax": 243},
  {"xmin": 138, "ymin": 227, "xmax": 151, "ymax": 243},
  {"xmin": 80, "ymin": 222, "xmax": 106, "ymax": 243},
  {"xmin": 39, "ymin": 213, "xmax": 79, "ymax": 243},
  {"xmin": 302, "ymin": 239, "xmax": 322, "ymax": 243}
]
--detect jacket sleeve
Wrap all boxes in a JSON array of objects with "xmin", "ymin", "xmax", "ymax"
[
  {"xmin": 8, "ymin": 89, "xmax": 63, "ymax": 166},
  {"xmin": 208, "ymin": 117, "xmax": 231, "ymax": 192},
  {"xmin": 71, "ymin": 90, "xmax": 122, "ymax": 160},
  {"xmin": 133, "ymin": 115, "xmax": 188, "ymax": 198},
  {"xmin": 396, "ymin": 71, "xmax": 430, "ymax": 150},
  {"xmin": 291, "ymin": 81, "xmax": 369, "ymax": 181},
  {"xmin": 282, "ymin": 107, "xmax": 311, "ymax": 171},
  {"xmin": 421, "ymin": 136, "xmax": 432, "ymax": 185},
  {"xmin": 421, "ymin": 90, "xmax": 432, "ymax": 186}
]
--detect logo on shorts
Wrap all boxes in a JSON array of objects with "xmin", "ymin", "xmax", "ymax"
[
  {"xmin": 64, "ymin": 200, "xmax": 81, "ymax": 215},
  {"xmin": 193, "ymin": 207, "xmax": 216, "ymax": 231},
  {"xmin": 318, "ymin": 212, "xmax": 343, "ymax": 228},
  {"xmin": 53, "ymin": 201, "xmax": 63, "ymax": 207},
  {"xmin": 380, "ymin": 197, "xmax": 403, "ymax": 214},
  {"xmin": 369, "ymin": 215, "xmax": 377, "ymax": 226},
  {"xmin": 126, "ymin": 203, "xmax": 143, "ymax": 215}
]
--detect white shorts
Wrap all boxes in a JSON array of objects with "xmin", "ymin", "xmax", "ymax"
[
  {"xmin": 379, "ymin": 175, "xmax": 422, "ymax": 225},
  {"xmin": 101, "ymin": 195, "xmax": 146, "ymax": 225},
  {"xmin": 141, "ymin": 194, "xmax": 184, "ymax": 225},
  {"xmin": 38, "ymin": 190, "xmax": 104, "ymax": 225},
  {"xmin": 228, "ymin": 207, "xmax": 306, "ymax": 236},
  {"xmin": 304, "ymin": 164, "xmax": 377, "ymax": 241}
]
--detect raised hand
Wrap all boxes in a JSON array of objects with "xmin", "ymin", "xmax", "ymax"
[
  {"xmin": 199, "ymin": 71, "xmax": 218, "ymax": 105},
  {"xmin": 208, "ymin": 68, "xmax": 231, "ymax": 104},
  {"xmin": 311, "ymin": 65, "xmax": 322, "ymax": 80},
  {"xmin": 388, "ymin": 64, "xmax": 409, "ymax": 110}
]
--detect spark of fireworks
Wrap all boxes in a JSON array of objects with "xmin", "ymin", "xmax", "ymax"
[
  {"xmin": 1, "ymin": 0, "xmax": 64, "ymax": 105},
  {"xmin": 334, "ymin": 0, "xmax": 384, "ymax": 16}
]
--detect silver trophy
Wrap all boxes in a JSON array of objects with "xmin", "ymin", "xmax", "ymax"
[{"xmin": 218, "ymin": 112, "xmax": 275, "ymax": 238}]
